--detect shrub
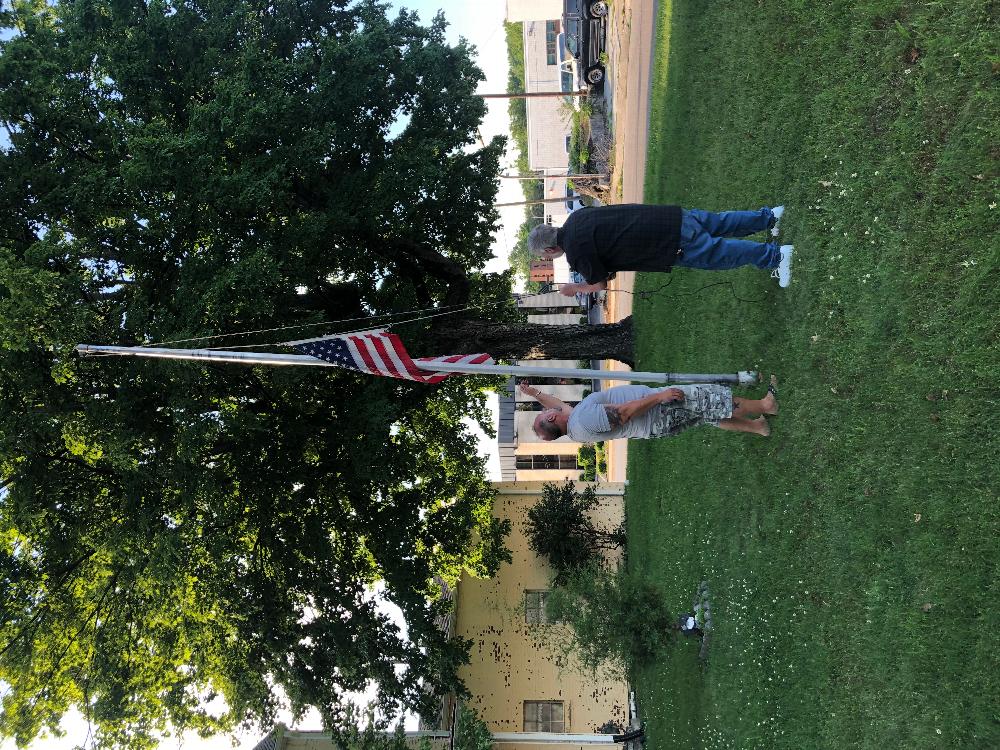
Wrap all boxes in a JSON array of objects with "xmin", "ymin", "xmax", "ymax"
[
  {"xmin": 524, "ymin": 481, "xmax": 625, "ymax": 582},
  {"xmin": 576, "ymin": 443, "xmax": 606, "ymax": 481},
  {"xmin": 545, "ymin": 565, "xmax": 674, "ymax": 674},
  {"xmin": 453, "ymin": 706, "xmax": 493, "ymax": 750},
  {"xmin": 578, "ymin": 444, "xmax": 598, "ymax": 480}
]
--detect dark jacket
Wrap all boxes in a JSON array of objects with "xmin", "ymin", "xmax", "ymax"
[{"xmin": 556, "ymin": 204, "xmax": 683, "ymax": 284}]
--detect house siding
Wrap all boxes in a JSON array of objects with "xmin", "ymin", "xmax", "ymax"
[{"xmin": 453, "ymin": 482, "xmax": 628, "ymax": 737}]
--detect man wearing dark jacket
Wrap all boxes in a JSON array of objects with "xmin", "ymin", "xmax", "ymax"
[{"xmin": 528, "ymin": 203, "xmax": 794, "ymax": 292}]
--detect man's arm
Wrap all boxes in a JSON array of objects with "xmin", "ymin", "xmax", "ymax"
[
  {"xmin": 518, "ymin": 382, "xmax": 572, "ymax": 414},
  {"xmin": 558, "ymin": 280, "xmax": 608, "ymax": 297},
  {"xmin": 604, "ymin": 388, "xmax": 685, "ymax": 428}
]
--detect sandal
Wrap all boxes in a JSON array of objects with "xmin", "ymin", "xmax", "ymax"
[{"xmin": 766, "ymin": 375, "xmax": 779, "ymax": 416}]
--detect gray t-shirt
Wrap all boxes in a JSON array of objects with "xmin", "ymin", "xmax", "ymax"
[{"xmin": 567, "ymin": 385, "xmax": 663, "ymax": 443}]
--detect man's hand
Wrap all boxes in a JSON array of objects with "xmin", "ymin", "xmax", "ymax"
[
  {"xmin": 518, "ymin": 382, "xmax": 539, "ymax": 397},
  {"xmin": 520, "ymin": 381, "xmax": 572, "ymax": 415},
  {"xmin": 659, "ymin": 388, "xmax": 685, "ymax": 403},
  {"xmin": 560, "ymin": 280, "xmax": 608, "ymax": 296}
]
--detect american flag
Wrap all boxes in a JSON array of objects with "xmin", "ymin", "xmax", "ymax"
[{"xmin": 288, "ymin": 330, "xmax": 494, "ymax": 384}]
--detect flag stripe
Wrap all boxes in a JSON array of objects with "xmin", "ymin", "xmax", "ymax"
[
  {"xmin": 384, "ymin": 334, "xmax": 428, "ymax": 381},
  {"xmin": 364, "ymin": 334, "xmax": 411, "ymax": 380},
  {"xmin": 347, "ymin": 335, "xmax": 381, "ymax": 375},
  {"xmin": 341, "ymin": 336, "xmax": 381, "ymax": 375},
  {"xmin": 413, "ymin": 352, "xmax": 495, "ymax": 379}
]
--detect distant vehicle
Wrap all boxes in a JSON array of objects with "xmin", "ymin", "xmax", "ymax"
[
  {"xmin": 563, "ymin": 0, "xmax": 608, "ymax": 87},
  {"xmin": 565, "ymin": 185, "xmax": 586, "ymax": 212},
  {"xmin": 556, "ymin": 33, "xmax": 580, "ymax": 93}
]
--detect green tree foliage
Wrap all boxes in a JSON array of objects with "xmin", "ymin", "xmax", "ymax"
[
  {"xmin": 576, "ymin": 443, "xmax": 606, "ymax": 482},
  {"xmin": 452, "ymin": 705, "xmax": 493, "ymax": 750},
  {"xmin": 329, "ymin": 711, "xmax": 432, "ymax": 750},
  {"xmin": 545, "ymin": 565, "xmax": 674, "ymax": 676},
  {"xmin": 524, "ymin": 482, "xmax": 625, "ymax": 583},
  {"xmin": 0, "ymin": 1, "xmax": 514, "ymax": 747},
  {"xmin": 505, "ymin": 220, "xmax": 544, "ymax": 295},
  {"xmin": 503, "ymin": 21, "xmax": 528, "ymax": 161},
  {"xmin": 502, "ymin": 21, "xmax": 544, "ymax": 290}
]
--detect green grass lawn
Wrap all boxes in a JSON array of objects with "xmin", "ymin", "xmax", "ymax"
[{"xmin": 626, "ymin": 1, "xmax": 999, "ymax": 748}]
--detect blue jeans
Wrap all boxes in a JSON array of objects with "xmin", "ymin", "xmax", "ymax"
[{"xmin": 675, "ymin": 208, "xmax": 780, "ymax": 270}]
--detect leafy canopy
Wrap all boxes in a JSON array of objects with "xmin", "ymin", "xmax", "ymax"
[
  {"xmin": 524, "ymin": 482, "xmax": 626, "ymax": 583},
  {"xmin": 545, "ymin": 565, "xmax": 675, "ymax": 677},
  {"xmin": 0, "ymin": 0, "xmax": 511, "ymax": 747}
]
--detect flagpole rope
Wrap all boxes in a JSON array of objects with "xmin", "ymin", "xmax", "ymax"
[
  {"xmin": 95, "ymin": 287, "xmax": 571, "ymax": 355},
  {"xmin": 139, "ymin": 304, "xmax": 471, "ymax": 348},
  {"xmin": 266, "ymin": 283, "xmax": 596, "ymax": 349},
  {"xmin": 198, "ymin": 286, "xmax": 579, "ymax": 351}
]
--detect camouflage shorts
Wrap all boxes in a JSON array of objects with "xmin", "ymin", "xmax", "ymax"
[{"xmin": 648, "ymin": 384, "xmax": 734, "ymax": 438}]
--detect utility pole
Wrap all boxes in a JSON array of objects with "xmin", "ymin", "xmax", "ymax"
[
  {"xmin": 494, "ymin": 197, "xmax": 582, "ymax": 208},
  {"xmin": 479, "ymin": 90, "xmax": 590, "ymax": 99},
  {"xmin": 500, "ymin": 173, "xmax": 602, "ymax": 181}
]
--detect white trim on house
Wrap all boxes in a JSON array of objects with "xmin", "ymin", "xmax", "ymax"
[{"xmin": 491, "ymin": 733, "xmax": 616, "ymax": 744}]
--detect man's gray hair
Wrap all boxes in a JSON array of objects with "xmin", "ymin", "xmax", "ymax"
[
  {"xmin": 527, "ymin": 224, "xmax": 559, "ymax": 256},
  {"xmin": 533, "ymin": 413, "xmax": 563, "ymax": 441}
]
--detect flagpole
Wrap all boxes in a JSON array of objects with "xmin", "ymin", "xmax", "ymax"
[{"xmin": 75, "ymin": 344, "xmax": 758, "ymax": 385}]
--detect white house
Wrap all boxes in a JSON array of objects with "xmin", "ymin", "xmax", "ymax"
[{"xmin": 506, "ymin": 3, "xmax": 576, "ymax": 228}]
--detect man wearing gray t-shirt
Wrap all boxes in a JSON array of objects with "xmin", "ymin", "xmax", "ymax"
[{"xmin": 519, "ymin": 378, "xmax": 778, "ymax": 443}]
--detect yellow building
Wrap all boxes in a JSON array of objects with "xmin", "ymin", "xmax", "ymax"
[
  {"xmin": 250, "ymin": 482, "xmax": 630, "ymax": 750},
  {"xmin": 451, "ymin": 481, "xmax": 629, "ymax": 749}
]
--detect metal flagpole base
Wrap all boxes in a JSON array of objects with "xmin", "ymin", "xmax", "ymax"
[{"xmin": 661, "ymin": 371, "xmax": 758, "ymax": 386}]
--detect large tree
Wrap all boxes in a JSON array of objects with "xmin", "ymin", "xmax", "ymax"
[{"xmin": 0, "ymin": 0, "xmax": 551, "ymax": 747}]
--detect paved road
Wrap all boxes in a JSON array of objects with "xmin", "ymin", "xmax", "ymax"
[
  {"xmin": 611, "ymin": 0, "xmax": 658, "ymax": 205},
  {"xmin": 602, "ymin": 0, "xmax": 659, "ymax": 481}
]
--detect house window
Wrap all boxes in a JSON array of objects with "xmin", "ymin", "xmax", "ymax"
[
  {"xmin": 524, "ymin": 701, "xmax": 565, "ymax": 732},
  {"xmin": 517, "ymin": 455, "xmax": 554, "ymax": 470},
  {"xmin": 545, "ymin": 21, "xmax": 560, "ymax": 65},
  {"xmin": 565, "ymin": 135, "xmax": 572, "ymax": 152},
  {"xmin": 524, "ymin": 590, "xmax": 551, "ymax": 624},
  {"xmin": 516, "ymin": 455, "xmax": 580, "ymax": 470}
]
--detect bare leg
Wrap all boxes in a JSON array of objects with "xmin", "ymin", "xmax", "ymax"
[
  {"xmin": 732, "ymin": 396, "xmax": 776, "ymax": 418},
  {"xmin": 733, "ymin": 376, "xmax": 778, "ymax": 416},
  {"xmin": 718, "ymin": 416, "xmax": 770, "ymax": 436}
]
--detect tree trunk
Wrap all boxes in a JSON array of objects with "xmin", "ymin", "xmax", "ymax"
[{"xmin": 428, "ymin": 316, "xmax": 634, "ymax": 367}]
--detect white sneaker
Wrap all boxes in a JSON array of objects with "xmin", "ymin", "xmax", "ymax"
[
  {"xmin": 769, "ymin": 245, "xmax": 793, "ymax": 287},
  {"xmin": 770, "ymin": 205, "xmax": 785, "ymax": 237}
]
